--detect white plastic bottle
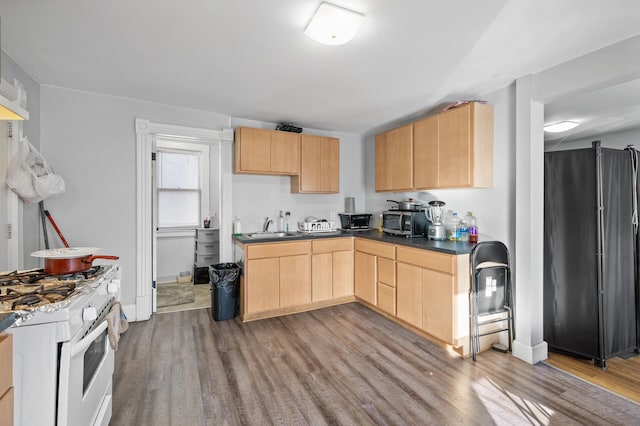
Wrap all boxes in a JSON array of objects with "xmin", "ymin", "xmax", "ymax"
[
  {"xmin": 450, "ymin": 212, "xmax": 460, "ymax": 241},
  {"xmin": 233, "ymin": 216, "xmax": 242, "ymax": 236},
  {"xmin": 277, "ymin": 211, "xmax": 284, "ymax": 232}
]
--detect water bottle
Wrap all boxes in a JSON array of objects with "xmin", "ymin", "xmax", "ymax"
[
  {"xmin": 460, "ymin": 217, "xmax": 469, "ymax": 241},
  {"xmin": 277, "ymin": 211, "xmax": 284, "ymax": 232},
  {"xmin": 233, "ymin": 216, "xmax": 242, "ymax": 236},
  {"xmin": 469, "ymin": 213, "xmax": 478, "ymax": 243},
  {"xmin": 450, "ymin": 212, "xmax": 460, "ymax": 241}
]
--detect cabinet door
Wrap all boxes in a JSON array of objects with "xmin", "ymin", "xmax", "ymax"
[
  {"xmin": 354, "ymin": 251, "xmax": 376, "ymax": 305},
  {"xmin": 396, "ymin": 262, "xmax": 422, "ymax": 328},
  {"xmin": 235, "ymin": 127, "xmax": 271, "ymax": 173},
  {"xmin": 297, "ymin": 135, "xmax": 340, "ymax": 193},
  {"xmin": 332, "ymin": 250, "xmax": 354, "ymax": 298},
  {"xmin": 270, "ymin": 131, "xmax": 300, "ymax": 174},
  {"xmin": 422, "ymin": 269, "xmax": 454, "ymax": 343},
  {"xmin": 280, "ymin": 254, "xmax": 311, "ymax": 307},
  {"xmin": 246, "ymin": 258, "xmax": 279, "ymax": 313},
  {"xmin": 413, "ymin": 114, "xmax": 439, "ymax": 189},
  {"xmin": 320, "ymin": 136, "xmax": 339, "ymax": 192},
  {"xmin": 438, "ymin": 104, "xmax": 471, "ymax": 187},
  {"xmin": 312, "ymin": 253, "xmax": 332, "ymax": 302},
  {"xmin": 375, "ymin": 124, "xmax": 413, "ymax": 191}
]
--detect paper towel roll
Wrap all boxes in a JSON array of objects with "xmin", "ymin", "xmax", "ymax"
[{"xmin": 345, "ymin": 197, "xmax": 355, "ymax": 213}]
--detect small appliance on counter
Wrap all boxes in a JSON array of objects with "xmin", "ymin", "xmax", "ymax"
[
  {"xmin": 382, "ymin": 210, "xmax": 427, "ymax": 237},
  {"xmin": 338, "ymin": 213, "xmax": 372, "ymax": 230},
  {"xmin": 425, "ymin": 200, "xmax": 447, "ymax": 240}
]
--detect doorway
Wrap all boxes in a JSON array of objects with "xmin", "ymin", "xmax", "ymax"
[
  {"xmin": 153, "ymin": 138, "xmax": 214, "ymax": 314},
  {"xmin": 134, "ymin": 118, "xmax": 234, "ymax": 321}
]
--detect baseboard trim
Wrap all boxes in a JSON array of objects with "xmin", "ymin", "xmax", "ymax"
[{"xmin": 513, "ymin": 339, "xmax": 548, "ymax": 364}]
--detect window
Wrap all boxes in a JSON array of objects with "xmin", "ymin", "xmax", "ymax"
[{"xmin": 155, "ymin": 139, "xmax": 210, "ymax": 229}]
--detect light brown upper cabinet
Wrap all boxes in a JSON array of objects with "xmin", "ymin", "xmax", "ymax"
[
  {"xmin": 376, "ymin": 102, "xmax": 494, "ymax": 191},
  {"xmin": 291, "ymin": 134, "xmax": 340, "ymax": 193},
  {"xmin": 234, "ymin": 126, "xmax": 300, "ymax": 175},
  {"xmin": 375, "ymin": 123, "xmax": 413, "ymax": 192},
  {"xmin": 433, "ymin": 102, "xmax": 493, "ymax": 188}
]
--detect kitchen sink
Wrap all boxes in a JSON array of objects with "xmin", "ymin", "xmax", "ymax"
[{"xmin": 245, "ymin": 231, "xmax": 300, "ymax": 239}]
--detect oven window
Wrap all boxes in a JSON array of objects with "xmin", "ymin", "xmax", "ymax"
[{"xmin": 83, "ymin": 331, "xmax": 107, "ymax": 394}]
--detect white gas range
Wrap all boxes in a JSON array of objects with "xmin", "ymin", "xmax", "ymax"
[{"xmin": 4, "ymin": 265, "xmax": 121, "ymax": 426}]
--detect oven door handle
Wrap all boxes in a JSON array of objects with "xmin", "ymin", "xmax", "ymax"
[{"xmin": 70, "ymin": 319, "xmax": 108, "ymax": 359}]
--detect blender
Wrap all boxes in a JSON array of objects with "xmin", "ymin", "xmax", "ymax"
[{"xmin": 425, "ymin": 200, "xmax": 447, "ymax": 240}]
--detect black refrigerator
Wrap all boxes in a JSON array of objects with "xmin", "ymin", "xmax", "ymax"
[{"xmin": 544, "ymin": 141, "xmax": 638, "ymax": 368}]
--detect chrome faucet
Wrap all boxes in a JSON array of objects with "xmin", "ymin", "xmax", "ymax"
[{"xmin": 263, "ymin": 217, "xmax": 273, "ymax": 232}]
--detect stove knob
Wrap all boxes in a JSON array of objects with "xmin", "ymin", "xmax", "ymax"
[
  {"xmin": 83, "ymin": 307, "xmax": 98, "ymax": 322},
  {"xmin": 107, "ymin": 279, "xmax": 120, "ymax": 295}
]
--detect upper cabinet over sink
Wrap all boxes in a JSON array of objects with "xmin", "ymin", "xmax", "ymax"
[
  {"xmin": 234, "ymin": 126, "xmax": 300, "ymax": 175},
  {"xmin": 375, "ymin": 102, "xmax": 494, "ymax": 191},
  {"xmin": 235, "ymin": 126, "xmax": 340, "ymax": 194},
  {"xmin": 291, "ymin": 134, "xmax": 339, "ymax": 194}
]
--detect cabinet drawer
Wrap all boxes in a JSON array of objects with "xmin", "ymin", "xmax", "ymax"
[
  {"xmin": 396, "ymin": 246, "xmax": 455, "ymax": 275},
  {"xmin": 196, "ymin": 241, "xmax": 220, "ymax": 255},
  {"xmin": 312, "ymin": 237, "xmax": 353, "ymax": 254},
  {"xmin": 377, "ymin": 258, "xmax": 395, "ymax": 287},
  {"xmin": 0, "ymin": 334, "xmax": 11, "ymax": 396},
  {"xmin": 354, "ymin": 239, "xmax": 395, "ymax": 259},
  {"xmin": 247, "ymin": 241, "xmax": 311, "ymax": 259},
  {"xmin": 196, "ymin": 228, "xmax": 219, "ymax": 243},
  {"xmin": 195, "ymin": 254, "xmax": 220, "ymax": 267},
  {"xmin": 377, "ymin": 282, "xmax": 396, "ymax": 315}
]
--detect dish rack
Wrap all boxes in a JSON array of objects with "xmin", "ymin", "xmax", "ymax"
[{"xmin": 298, "ymin": 221, "xmax": 336, "ymax": 233}]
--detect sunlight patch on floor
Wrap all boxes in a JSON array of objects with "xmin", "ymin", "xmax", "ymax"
[{"xmin": 473, "ymin": 377, "xmax": 556, "ymax": 425}]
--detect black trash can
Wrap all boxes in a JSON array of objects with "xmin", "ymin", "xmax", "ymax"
[{"xmin": 209, "ymin": 263, "xmax": 240, "ymax": 321}]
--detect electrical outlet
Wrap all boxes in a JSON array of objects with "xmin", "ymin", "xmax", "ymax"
[{"xmin": 6, "ymin": 223, "xmax": 12, "ymax": 239}]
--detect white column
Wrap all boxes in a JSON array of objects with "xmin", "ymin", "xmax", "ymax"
[{"xmin": 512, "ymin": 75, "xmax": 548, "ymax": 364}]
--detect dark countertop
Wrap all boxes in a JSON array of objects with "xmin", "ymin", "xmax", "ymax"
[
  {"xmin": 0, "ymin": 312, "xmax": 17, "ymax": 333},
  {"xmin": 233, "ymin": 229, "xmax": 475, "ymax": 255}
]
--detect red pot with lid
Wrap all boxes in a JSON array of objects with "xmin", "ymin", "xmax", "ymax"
[{"xmin": 31, "ymin": 247, "xmax": 119, "ymax": 275}]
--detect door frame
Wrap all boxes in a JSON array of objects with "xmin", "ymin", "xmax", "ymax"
[{"xmin": 135, "ymin": 118, "xmax": 233, "ymax": 321}]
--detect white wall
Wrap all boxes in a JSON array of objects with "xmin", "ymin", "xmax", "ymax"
[
  {"xmin": 546, "ymin": 126, "xmax": 640, "ymax": 151},
  {"xmin": 363, "ymin": 84, "xmax": 516, "ymax": 251},
  {"xmin": 39, "ymin": 85, "xmax": 230, "ymax": 305},
  {"xmin": 156, "ymin": 234, "xmax": 196, "ymax": 282},
  {"xmin": 38, "ymin": 86, "xmax": 365, "ymax": 308}
]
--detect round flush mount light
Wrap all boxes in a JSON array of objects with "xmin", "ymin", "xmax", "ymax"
[
  {"xmin": 544, "ymin": 120, "xmax": 579, "ymax": 133},
  {"xmin": 304, "ymin": 2, "xmax": 365, "ymax": 46}
]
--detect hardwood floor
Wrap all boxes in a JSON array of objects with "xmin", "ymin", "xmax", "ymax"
[
  {"xmin": 546, "ymin": 351, "xmax": 640, "ymax": 404},
  {"xmin": 111, "ymin": 303, "xmax": 640, "ymax": 425}
]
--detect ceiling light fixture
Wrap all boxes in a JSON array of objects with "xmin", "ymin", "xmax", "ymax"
[
  {"xmin": 304, "ymin": 2, "xmax": 365, "ymax": 46},
  {"xmin": 544, "ymin": 120, "xmax": 579, "ymax": 133}
]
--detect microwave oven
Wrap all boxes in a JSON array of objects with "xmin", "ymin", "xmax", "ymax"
[{"xmin": 382, "ymin": 210, "xmax": 427, "ymax": 237}]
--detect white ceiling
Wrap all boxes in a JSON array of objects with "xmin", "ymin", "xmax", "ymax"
[{"xmin": 1, "ymin": 0, "xmax": 640, "ymax": 135}]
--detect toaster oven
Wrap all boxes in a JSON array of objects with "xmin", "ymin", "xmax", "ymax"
[
  {"xmin": 338, "ymin": 213, "xmax": 372, "ymax": 230},
  {"xmin": 382, "ymin": 210, "xmax": 427, "ymax": 237}
]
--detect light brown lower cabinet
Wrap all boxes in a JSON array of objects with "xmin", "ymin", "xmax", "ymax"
[
  {"xmin": 241, "ymin": 239, "xmax": 353, "ymax": 321},
  {"xmin": 396, "ymin": 262, "xmax": 423, "ymax": 328},
  {"xmin": 354, "ymin": 251, "xmax": 376, "ymax": 305},
  {"xmin": 280, "ymin": 254, "xmax": 311, "ymax": 307},
  {"xmin": 239, "ymin": 237, "xmax": 474, "ymax": 356},
  {"xmin": 311, "ymin": 238, "xmax": 354, "ymax": 302},
  {"xmin": 246, "ymin": 257, "xmax": 280, "ymax": 314}
]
